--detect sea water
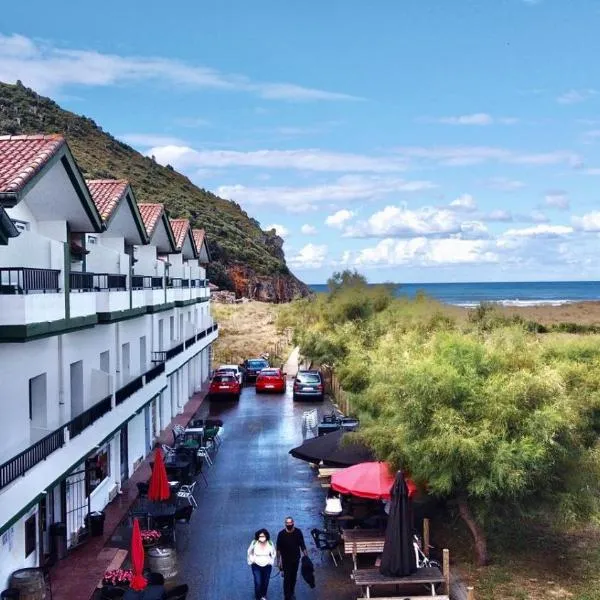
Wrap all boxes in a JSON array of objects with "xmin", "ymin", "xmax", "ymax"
[{"xmin": 308, "ymin": 281, "xmax": 600, "ymax": 307}]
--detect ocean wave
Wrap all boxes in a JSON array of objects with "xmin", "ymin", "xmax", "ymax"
[{"xmin": 452, "ymin": 299, "xmax": 577, "ymax": 308}]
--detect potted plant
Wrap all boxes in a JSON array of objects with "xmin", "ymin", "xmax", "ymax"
[
  {"xmin": 102, "ymin": 568, "xmax": 133, "ymax": 587},
  {"xmin": 140, "ymin": 529, "xmax": 162, "ymax": 547}
]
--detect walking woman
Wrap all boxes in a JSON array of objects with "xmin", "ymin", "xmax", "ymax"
[{"xmin": 247, "ymin": 528, "xmax": 276, "ymax": 600}]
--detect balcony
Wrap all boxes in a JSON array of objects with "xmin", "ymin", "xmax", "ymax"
[
  {"xmin": 0, "ymin": 427, "xmax": 65, "ymax": 490},
  {"xmin": 67, "ymin": 395, "xmax": 112, "ymax": 439},
  {"xmin": 115, "ymin": 373, "xmax": 144, "ymax": 405},
  {"xmin": 0, "ymin": 267, "xmax": 61, "ymax": 295}
]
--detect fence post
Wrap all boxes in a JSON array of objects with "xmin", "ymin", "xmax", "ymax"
[
  {"xmin": 467, "ymin": 587, "xmax": 474, "ymax": 600},
  {"xmin": 443, "ymin": 549, "xmax": 450, "ymax": 595},
  {"xmin": 423, "ymin": 518, "xmax": 430, "ymax": 557}
]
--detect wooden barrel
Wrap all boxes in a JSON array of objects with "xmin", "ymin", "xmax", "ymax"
[
  {"xmin": 147, "ymin": 546, "xmax": 178, "ymax": 580},
  {"xmin": 10, "ymin": 569, "xmax": 46, "ymax": 600}
]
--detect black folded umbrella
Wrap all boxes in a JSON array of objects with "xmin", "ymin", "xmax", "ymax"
[
  {"xmin": 380, "ymin": 471, "xmax": 417, "ymax": 577},
  {"xmin": 289, "ymin": 429, "xmax": 374, "ymax": 467}
]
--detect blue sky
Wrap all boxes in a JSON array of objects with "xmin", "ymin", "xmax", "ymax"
[{"xmin": 1, "ymin": 0, "xmax": 600, "ymax": 284}]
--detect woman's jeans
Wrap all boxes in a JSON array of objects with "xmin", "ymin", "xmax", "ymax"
[{"xmin": 251, "ymin": 563, "xmax": 272, "ymax": 599}]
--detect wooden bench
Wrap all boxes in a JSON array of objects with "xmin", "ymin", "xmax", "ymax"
[
  {"xmin": 353, "ymin": 551, "xmax": 450, "ymax": 599},
  {"xmin": 318, "ymin": 467, "xmax": 343, "ymax": 478},
  {"xmin": 342, "ymin": 529, "xmax": 385, "ymax": 570}
]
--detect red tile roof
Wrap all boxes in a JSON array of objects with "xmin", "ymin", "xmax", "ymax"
[
  {"xmin": 138, "ymin": 203, "xmax": 165, "ymax": 237},
  {"xmin": 0, "ymin": 134, "xmax": 66, "ymax": 194},
  {"xmin": 169, "ymin": 218, "xmax": 191, "ymax": 251},
  {"xmin": 86, "ymin": 179, "xmax": 129, "ymax": 221},
  {"xmin": 192, "ymin": 229, "xmax": 205, "ymax": 252}
]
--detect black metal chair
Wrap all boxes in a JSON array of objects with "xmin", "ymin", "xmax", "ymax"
[
  {"xmin": 100, "ymin": 586, "xmax": 126, "ymax": 599},
  {"xmin": 310, "ymin": 528, "xmax": 343, "ymax": 567},
  {"xmin": 163, "ymin": 584, "xmax": 189, "ymax": 600},
  {"xmin": 174, "ymin": 504, "xmax": 194, "ymax": 524},
  {"xmin": 147, "ymin": 572, "xmax": 165, "ymax": 586},
  {"xmin": 136, "ymin": 481, "xmax": 149, "ymax": 499},
  {"xmin": 129, "ymin": 509, "xmax": 150, "ymax": 530}
]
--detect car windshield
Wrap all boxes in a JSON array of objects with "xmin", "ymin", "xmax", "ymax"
[
  {"xmin": 247, "ymin": 360, "xmax": 268, "ymax": 369},
  {"xmin": 297, "ymin": 373, "xmax": 321, "ymax": 383},
  {"xmin": 261, "ymin": 369, "xmax": 280, "ymax": 376},
  {"xmin": 213, "ymin": 375, "xmax": 235, "ymax": 383}
]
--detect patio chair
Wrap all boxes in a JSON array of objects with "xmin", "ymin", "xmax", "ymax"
[
  {"xmin": 176, "ymin": 482, "xmax": 198, "ymax": 508},
  {"xmin": 203, "ymin": 426, "xmax": 221, "ymax": 452},
  {"xmin": 310, "ymin": 528, "xmax": 343, "ymax": 567},
  {"xmin": 128, "ymin": 509, "xmax": 150, "ymax": 530},
  {"xmin": 172, "ymin": 424, "xmax": 185, "ymax": 445},
  {"xmin": 174, "ymin": 504, "xmax": 194, "ymax": 524},
  {"xmin": 147, "ymin": 573, "xmax": 165, "ymax": 586},
  {"xmin": 136, "ymin": 481, "xmax": 149, "ymax": 499},
  {"xmin": 153, "ymin": 514, "xmax": 176, "ymax": 544},
  {"xmin": 163, "ymin": 584, "xmax": 189, "ymax": 600},
  {"xmin": 100, "ymin": 586, "xmax": 126, "ymax": 599}
]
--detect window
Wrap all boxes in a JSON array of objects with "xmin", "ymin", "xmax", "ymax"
[
  {"xmin": 24, "ymin": 514, "xmax": 36, "ymax": 558},
  {"xmin": 86, "ymin": 445, "xmax": 110, "ymax": 495},
  {"xmin": 100, "ymin": 351, "xmax": 110, "ymax": 374},
  {"xmin": 169, "ymin": 316, "xmax": 175, "ymax": 341}
]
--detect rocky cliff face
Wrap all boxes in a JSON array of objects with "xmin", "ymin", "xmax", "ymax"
[{"xmin": 228, "ymin": 264, "xmax": 311, "ymax": 302}]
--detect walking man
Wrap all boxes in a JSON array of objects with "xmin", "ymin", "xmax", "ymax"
[{"xmin": 276, "ymin": 516, "xmax": 308, "ymax": 600}]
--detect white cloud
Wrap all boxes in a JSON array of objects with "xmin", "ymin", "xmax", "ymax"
[
  {"xmin": 325, "ymin": 209, "xmax": 354, "ymax": 228},
  {"xmin": 582, "ymin": 168, "xmax": 600, "ymax": 175},
  {"xmin": 583, "ymin": 129, "xmax": 600, "ymax": 143},
  {"xmin": 449, "ymin": 194, "xmax": 477, "ymax": 212},
  {"xmin": 484, "ymin": 177, "xmax": 526, "ymax": 192},
  {"xmin": 288, "ymin": 243, "xmax": 328, "ymax": 269},
  {"xmin": 429, "ymin": 113, "xmax": 517, "ymax": 126},
  {"xmin": 557, "ymin": 89, "xmax": 598, "ymax": 104},
  {"xmin": 544, "ymin": 192, "xmax": 570, "ymax": 210},
  {"xmin": 352, "ymin": 238, "xmax": 498, "ymax": 267},
  {"xmin": 265, "ymin": 223, "xmax": 288, "ymax": 238},
  {"xmin": 485, "ymin": 210, "xmax": 513, "ymax": 222},
  {"xmin": 572, "ymin": 211, "xmax": 600, "ymax": 232},
  {"xmin": 393, "ymin": 145, "xmax": 581, "ymax": 168},
  {"xmin": 300, "ymin": 224, "xmax": 317, "ymax": 235},
  {"xmin": 216, "ymin": 176, "xmax": 436, "ymax": 212},
  {"xmin": 0, "ymin": 33, "xmax": 360, "ymax": 102},
  {"xmin": 150, "ymin": 147, "xmax": 408, "ymax": 173},
  {"xmin": 345, "ymin": 206, "xmax": 462, "ymax": 238},
  {"xmin": 119, "ymin": 133, "xmax": 187, "ymax": 147},
  {"xmin": 502, "ymin": 224, "xmax": 573, "ymax": 238}
]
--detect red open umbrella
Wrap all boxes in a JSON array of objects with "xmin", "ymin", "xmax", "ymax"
[
  {"xmin": 130, "ymin": 518, "xmax": 147, "ymax": 591},
  {"xmin": 148, "ymin": 447, "xmax": 170, "ymax": 501},
  {"xmin": 331, "ymin": 461, "xmax": 417, "ymax": 500}
]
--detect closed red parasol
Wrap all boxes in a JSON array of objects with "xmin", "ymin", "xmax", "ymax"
[
  {"xmin": 331, "ymin": 461, "xmax": 417, "ymax": 500},
  {"xmin": 148, "ymin": 447, "xmax": 170, "ymax": 502},
  {"xmin": 130, "ymin": 518, "xmax": 147, "ymax": 591}
]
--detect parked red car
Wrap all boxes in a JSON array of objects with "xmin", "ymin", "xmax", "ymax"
[
  {"xmin": 255, "ymin": 368, "xmax": 286, "ymax": 394},
  {"xmin": 209, "ymin": 373, "xmax": 241, "ymax": 400}
]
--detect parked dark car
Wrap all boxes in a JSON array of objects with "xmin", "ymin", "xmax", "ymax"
[
  {"xmin": 293, "ymin": 370, "xmax": 324, "ymax": 402},
  {"xmin": 242, "ymin": 358, "xmax": 270, "ymax": 383}
]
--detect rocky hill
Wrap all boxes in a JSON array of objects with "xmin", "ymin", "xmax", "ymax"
[{"xmin": 0, "ymin": 81, "xmax": 310, "ymax": 302}]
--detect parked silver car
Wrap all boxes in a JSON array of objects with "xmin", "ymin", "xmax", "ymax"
[{"xmin": 292, "ymin": 370, "xmax": 324, "ymax": 402}]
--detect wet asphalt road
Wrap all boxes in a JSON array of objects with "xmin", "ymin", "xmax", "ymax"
[{"xmin": 176, "ymin": 379, "xmax": 358, "ymax": 600}]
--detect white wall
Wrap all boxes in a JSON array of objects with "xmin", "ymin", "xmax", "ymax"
[
  {"xmin": 127, "ymin": 412, "xmax": 145, "ymax": 475},
  {"xmin": 0, "ymin": 506, "xmax": 39, "ymax": 590}
]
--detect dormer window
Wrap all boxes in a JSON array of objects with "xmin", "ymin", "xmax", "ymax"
[{"xmin": 87, "ymin": 236, "xmax": 97, "ymax": 245}]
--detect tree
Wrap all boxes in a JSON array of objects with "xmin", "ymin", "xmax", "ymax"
[
  {"xmin": 354, "ymin": 327, "xmax": 600, "ymax": 565},
  {"xmin": 326, "ymin": 269, "xmax": 368, "ymax": 293}
]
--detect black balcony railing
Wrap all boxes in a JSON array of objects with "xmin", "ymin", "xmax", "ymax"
[
  {"xmin": 67, "ymin": 395, "xmax": 112, "ymax": 439},
  {"xmin": 166, "ymin": 342, "xmax": 184, "ymax": 360},
  {"xmin": 151, "ymin": 276, "xmax": 163, "ymax": 289},
  {"xmin": 0, "ymin": 267, "xmax": 61, "ymax": 295},
  {"xmin": 115, "ymin": 374, "xmax": 144, "ymax": 405},
  {"xmin": 181, "ymin": 279, "xmax": 190, "ymax": 288},
  {"xmin": 131, "ymin": 275, "xmax": 146, "ymax": 290},
  {"xmin": 151, "ymin": 351, "xmax": 167, "ymax": 363},
  {"xmin": 185, "ymin": 333, "xmax": 196, "ymax": 349},
  {"xmin": 70, "ymin": 271, "xmax": 94, "ymax": 292},
  {"xmin": 0, "ymin": 427, "xmax": 65, "ymax": 490},
  {"xmin": 145, "ymin": 362, "xmax": 165, "ymax": 383},
  {"xmin": 94, "ymin": 273, "xmax": 127, "ymax": 291}
]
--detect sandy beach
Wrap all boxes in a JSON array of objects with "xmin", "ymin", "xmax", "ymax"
[{"xmin": 495, "ymin": 301, "xmax": 600, "ymax": 326}]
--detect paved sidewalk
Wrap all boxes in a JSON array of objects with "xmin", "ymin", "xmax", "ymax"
[{"xmin": 49, "ymin": 386, "xmax": 209, "ymax": 600}]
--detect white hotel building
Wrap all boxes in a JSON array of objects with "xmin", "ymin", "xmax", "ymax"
[{"xmin": 0, "ymin": 135, "xmax": 218, "ymax": 586}]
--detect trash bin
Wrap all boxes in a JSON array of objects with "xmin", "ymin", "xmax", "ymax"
[
  {"xmin": 87, "ymin": 511, "xmax": 105, "ymax": 537},
  {"xmin": 49, "ymin": 522, "xmax": 67, "ymax": 561}
]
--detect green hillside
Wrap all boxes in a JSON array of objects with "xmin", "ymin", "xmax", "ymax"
[{"xmin": 0, "ymin": 81, "xmax": 308, "ymax": 298}]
